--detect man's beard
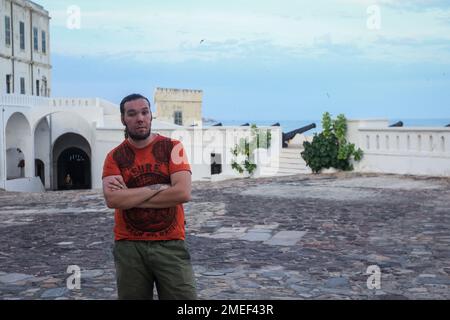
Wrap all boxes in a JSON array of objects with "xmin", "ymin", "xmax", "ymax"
[{"xmin": 125, "ymin": 126, "xmax": 151, "ymax": 141}]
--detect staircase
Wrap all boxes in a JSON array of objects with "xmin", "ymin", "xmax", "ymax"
[{"xmin": 258, "ymin": 147, "xmax": 311, "ymax": 176}]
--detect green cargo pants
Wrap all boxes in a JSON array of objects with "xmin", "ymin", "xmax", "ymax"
[{"xmin": 112, "ymin": 240, "xmax": 197, "ymax": 300}]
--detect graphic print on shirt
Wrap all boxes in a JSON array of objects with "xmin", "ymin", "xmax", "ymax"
[
  {"xmin": 112, "ymin": 139, "xmax": 177, "ymax": 237},
  {"xmin": 152, "ymin": 139, "xmax": 173, "ymax": 163},
  {"xmin": 112, "ymin": 143, "xmax": 135, "ymax": 169}
]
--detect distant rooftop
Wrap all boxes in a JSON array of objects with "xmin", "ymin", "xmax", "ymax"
[{"xmin": 155, "ymin": 87, "xmax": 202, "ymax": 93}]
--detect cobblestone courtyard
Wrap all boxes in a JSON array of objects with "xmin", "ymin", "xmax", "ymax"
[{"xmin": 0, "ymin": 172, "xmax": 449, "ymax": 300}]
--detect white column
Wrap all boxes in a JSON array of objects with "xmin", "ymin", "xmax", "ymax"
[
  {"xmin": 24, "ymin": 138, "xmax": 34, "ymax": 178},
  {"xmin": 0, "ymin": 107, "xmax": 6, "ymax": 188}
]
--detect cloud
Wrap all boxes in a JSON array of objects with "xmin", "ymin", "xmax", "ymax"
[
  {"xmin": 40, "ymin": 0, "xmax": 450, "ymax": 64},
  {"xmin": 341, "ymin": 0, "xmax": 450, "ymax": 11}
]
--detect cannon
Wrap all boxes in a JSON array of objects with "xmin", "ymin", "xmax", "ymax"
[
  {"xmin": 212, "ymin": 122, "xmax": 223, "ymax": 126},
  {"xmin": 282, "ymin": 123, "xmax": 316, "ymax": 148},
  {"xmin": 389, "ymin": 121, "xmax": 403, "ymax": 127},
  {"xmin": 241, "ymin": 123, "xmax": 250, "ymax": 126},
  {"xmin": 271, "ymin": 122, "xmax": 280, "ymax": 126},
  {"xmin": 445, "ymin": 124, "xmax": 450, "ymax": 127}
]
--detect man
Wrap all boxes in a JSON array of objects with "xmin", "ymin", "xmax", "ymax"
[{"xmin": 102, "ymin": 93, "xmax": 197, "ymax": 300}]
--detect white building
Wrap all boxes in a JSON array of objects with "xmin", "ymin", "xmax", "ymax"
[
  {"xmin": 0, "ymin": 95, "xmax": 283, "ymax": 192},
  {"xmin": 0, "ymin": 0, "xmax": 51, "ymax": 96}
]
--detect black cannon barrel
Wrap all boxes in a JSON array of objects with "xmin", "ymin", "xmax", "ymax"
[
  {"xmin": 271, "ymin": 122, "xmax": 280, "ymax": 126},
  {"xmin": 283, "ymin": 123, "xmax": 316, "ymax": 141},
  {"xmin": 241, "ymin": 123, "xmax": 250, "ymax": 126},
  {"xmin": 212, "ymin": 122, "xmax": 223, "ymax": 126},
  {"xmin": 282, "ymin": 123, "xmax": 316, "ymax": 147},
  {"xmin": 445, "ymin": 124, "xmax": 450, "ymax": 127},
  {"xmin": 389, "ymin": 121, "xmax": 404, "ymax": 127}
]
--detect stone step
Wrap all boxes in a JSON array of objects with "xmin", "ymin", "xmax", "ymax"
[
  {"xmin": 281, "ymin": 148, "xmax": 304, "ymax": 154},
  {"xmin": 259, "ymin": 167, "xmax": 310, "ymax": 175},
  {"xmin": 278, "ymin": 168, "xmax": 310, "ymax": 174},
  {"xmin": 279, "ymin": 156, "xmax": 306, "ymax": 163},
  {"xmin": 278, "ymin": 162, "xmax": 308, "ymax": 170},
  {"xmin": 280, "ymin": 152, "xmax": 303, "ymax": 160}
]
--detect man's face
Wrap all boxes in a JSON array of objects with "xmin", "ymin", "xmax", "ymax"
[{"xmin": 121, "ymin": 98, "xmax": 152, "ymax": 141}]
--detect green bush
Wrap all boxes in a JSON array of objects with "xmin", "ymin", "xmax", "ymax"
[
  {"xmin": 301, "ymin": 112, "xmax": 363, "ymax": 173},
  {"xmin": 231, "ymin": 124, "xmax": 272, "ymax": 176}
]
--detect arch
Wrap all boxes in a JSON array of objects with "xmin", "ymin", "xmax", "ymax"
[
  {"xmin": 5, "ymin": 112, "xmax": 32, "ymax": 179},
  {"xmin": 57, "ymin": 147, "xmax": 91, "ymax": 190},
  {"xmin": 31, "ymin": 110, "xmax": 92, "ymax": 144},
  {"xmin": 52, "ymin": 133, "xmax": 91, "ymax": 190}
]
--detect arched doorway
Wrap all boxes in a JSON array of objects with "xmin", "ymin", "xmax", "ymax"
[
  {"xmin": 52, "ymin": 133, "xmax": 91, "ymax": 190},
  {"xmin": 35, "ymin": 159, "xmax": 45, "ymax": 186},
  {"xmin": 5, "ymin": 112, "xmax": 31, "ymax": 179},
  {"xmin": 57, "ymin": 147, "xmax": 91, "ymax": 189}
]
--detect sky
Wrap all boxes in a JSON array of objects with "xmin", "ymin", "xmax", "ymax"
[{"xmin": 37, "ymin": 0, "xmax": 450, "ymax": 121}]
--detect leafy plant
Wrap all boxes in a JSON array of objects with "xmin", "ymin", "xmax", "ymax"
[
  {"xmin": 301, "ymin": 112, "xmax": 363, "ymax": 173},
  {"xmin": 231, "ymin": 124, "xmax": 272, "ymax": 176}
]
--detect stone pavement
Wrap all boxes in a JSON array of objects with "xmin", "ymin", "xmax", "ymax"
[{"xmin": 0, "ymin": 172, "xmax": 449, "ymax": 300}]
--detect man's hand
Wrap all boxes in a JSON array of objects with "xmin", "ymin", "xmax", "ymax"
[
  {"xmin": 105, "ymin": 175, "xmax": 170, "ymax": 193},
  {"xmin": 136, "ymin": 171, "xmax": 192, "ymax": 209},
  {"xmin": 104, "ymin": 175, "xmax": 127, "ymax": 191},
  {"xmin": 103, "ymin": 175, "xmax": 172, "ymax": 210}
]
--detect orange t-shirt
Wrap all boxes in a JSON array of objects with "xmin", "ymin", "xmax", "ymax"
[{"xmin": 102, "ymin": 134, "xmax": 191, "ymax": 241}]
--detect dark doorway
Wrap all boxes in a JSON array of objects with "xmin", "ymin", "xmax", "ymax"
[
  {"xmin": 57, "ymin": 147, "xmax": 91, "ymax": 190},
  {"xmin": 35, "ymin": 159, "xmax": 45, "ymax": 186},
  {"xmin": 211, "ymin": 153, "xmax": 222, "ymax": 175}
]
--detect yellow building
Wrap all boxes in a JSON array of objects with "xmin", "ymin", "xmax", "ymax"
[{"xmin": 154, "ymin": 87, "xmax": 202, "ymax": 127}]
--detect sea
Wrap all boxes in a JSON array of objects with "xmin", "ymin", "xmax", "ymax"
[{"xmin": 203, "ymin": 118, "xmax": 450, "ymax": 135}]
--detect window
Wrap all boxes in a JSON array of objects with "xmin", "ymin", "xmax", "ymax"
[
  {"xmin": 5, "ymin": 16, "xmax": 11, "ymax": 46},
  {"xmin": 20, "ymin": 77, "xmax": 25, "ymax": 95},
  {"xmin": 36, "ymin": 80, "xmax": 40, "ymax": 96},
  {"xmin": 19, "ymin": 21, "xmax": 25, "ymax": 50},
  {"xmin": 42, "ymin": 77, "xmax": 48, "ymax": 96},
  {"xmin": 33, "ymin": 27, "xmax": 38, "ymax": 51},
  {"xmin": 174, "ymin": 111, "xmax": 183, "ymax": 125},
  {"xmin": 41, "ymin": 30, "xmax": 46, "ymax": 54},
  {"xmin": 211, "ymin": 153, "xmax": 222, "ymax": 175},
  {"xmin": 6, "ymin": 75, "xmax": 12, "ymax": 94}
]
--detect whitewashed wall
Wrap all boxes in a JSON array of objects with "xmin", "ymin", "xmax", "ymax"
[
  {"xmin": 347, "ymin": 120, "xmax": 450, "ymax": 177},
  {"xmin": 92, "ymin": 125, "xmax": 282, "ymax": 189}
]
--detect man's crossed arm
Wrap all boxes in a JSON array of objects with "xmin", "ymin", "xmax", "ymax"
[{"xmin": 102, "ymin": 171, "xmax": 192, "ymax": 210}]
